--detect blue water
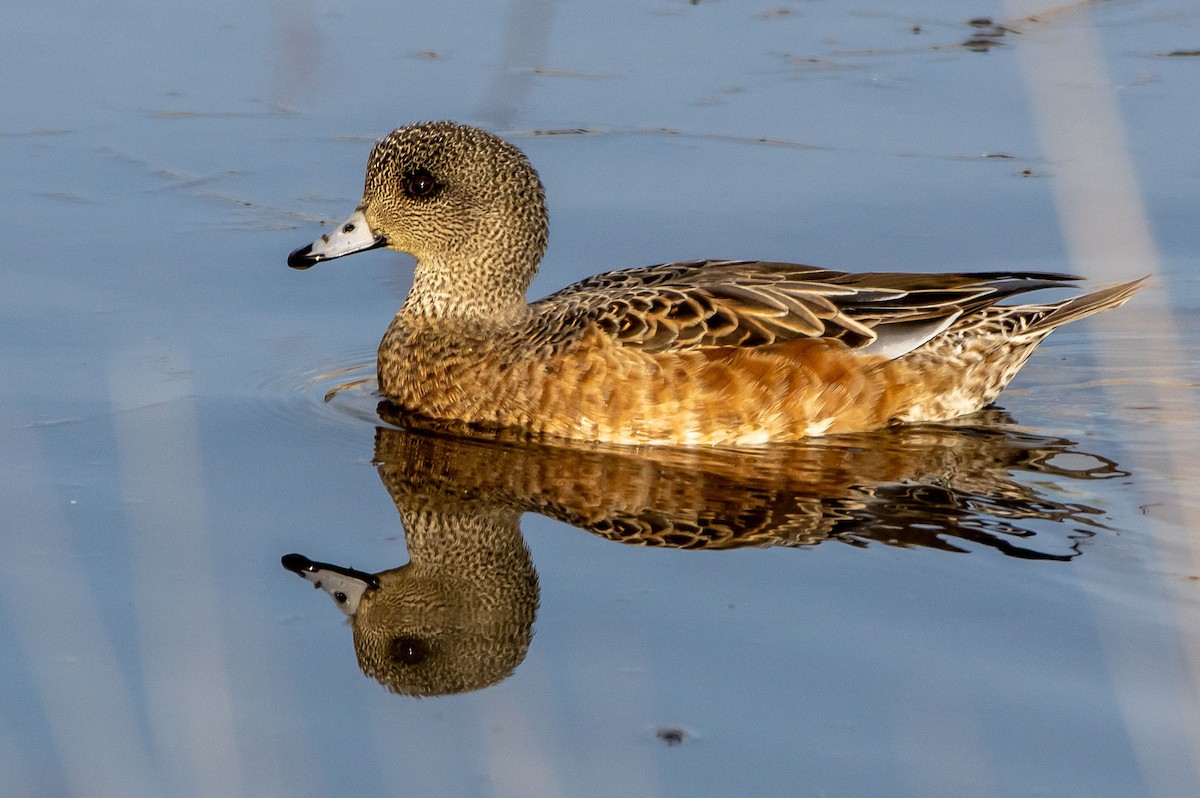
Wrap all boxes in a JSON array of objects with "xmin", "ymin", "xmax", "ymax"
[{"xmin": 3, "ymin": 1, "xmax": 1199, "ymax": 796}]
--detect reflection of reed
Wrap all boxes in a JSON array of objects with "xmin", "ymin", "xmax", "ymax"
[
  {"xmin": 285, "ymin": 409, "xmax": 1126, "ymax": 695},
  {"xmin": 1007, "ymin": 7, "xmax": 1200, "ymax": 791}
]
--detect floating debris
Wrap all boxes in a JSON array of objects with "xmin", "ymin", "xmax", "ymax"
[
  {"xmin": 962, "ymin": 16, "xmax": 1014, "ymax": 52},
  {"xmin": 656, "ymin": 727, "xmax": 688, "ymax": 746}
]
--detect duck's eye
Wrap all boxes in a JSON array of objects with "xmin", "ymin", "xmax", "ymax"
[
  {"xmin": 333, "ymin": 591, "xmax": 347, "ymax": 604},
  {"xmin": 389, "ymin": 636, "xmax": 431, "ymax": 666},
  {"xmin": 341, "ymin": 222, "xmax": 356, "ymax": 234},
  {"xmin": 401, "ymin": 168, "xmax": 442, "ymax": 199}
]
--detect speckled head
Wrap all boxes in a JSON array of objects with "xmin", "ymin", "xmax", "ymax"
[{"xmin": 289, "ymin": 122, "xmax": 549, "ymax": 320}]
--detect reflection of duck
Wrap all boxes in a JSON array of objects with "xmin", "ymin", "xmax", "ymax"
[
  {"xmin": 284, "ymin": 411, "xmax": 1125, "ymax": 695},
  {"xmin": 287, "ymin": 120, "xmax": 1141, "ymax": 445}
]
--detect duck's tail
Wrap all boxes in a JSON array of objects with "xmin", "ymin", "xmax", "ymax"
[
  {"xmin": 1022, "ymin": 276, "xmax": 1147, "ymax": 336},
  {"xmin": 885, "ymin": 276, "xmax": 1146, "ymax": 426}
]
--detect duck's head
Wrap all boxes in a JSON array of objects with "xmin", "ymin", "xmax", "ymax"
[{"xmin": 288, "ymin": 121, "xmax": 549, "ymax": 320}]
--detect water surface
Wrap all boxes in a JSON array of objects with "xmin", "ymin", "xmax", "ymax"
[{"xmin": 3, "ymin": 2, "xmax": 1200, "ymax": 797}]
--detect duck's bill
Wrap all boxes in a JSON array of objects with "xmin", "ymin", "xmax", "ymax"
[
  {"xmin": 281, "ymin": 552, "xmax": 380, "ymax": 616},
  {"xmin": 287, "ymin": 209, "xmax": 386, "ymax": 270}
]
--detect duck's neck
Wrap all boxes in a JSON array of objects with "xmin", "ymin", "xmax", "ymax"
[{"xmin": 400, "ymin": 252, "xmax": 536, "ymax": 328}]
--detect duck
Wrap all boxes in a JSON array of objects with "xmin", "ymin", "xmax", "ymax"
[{"xmin": 288, "ymin": 120, "xmax": 1142, "ymax": 446}]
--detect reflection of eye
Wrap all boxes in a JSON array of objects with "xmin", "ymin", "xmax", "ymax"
[
  {"xmin": 401, "ymin": 168, "xmax": 442, "ymax": 199},
  {"xmin": 334, "ymin": 592, "xmax": 347, "ymax": 604},
  {"xmin": 389, "ymin": 636, "xmax": 431, "ymax": 666},
  {"xmin": 341, "ymin": 222, "xmax": 356, "ymax": 234}
]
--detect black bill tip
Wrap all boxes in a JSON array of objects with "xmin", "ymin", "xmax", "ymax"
[
  {"xmin": 281, "ymin": 553, "xmax": 316, "ymax": 572},
  {"xmin": 287, "ymin": 245, "xmax": 320, "ymax": 270}
]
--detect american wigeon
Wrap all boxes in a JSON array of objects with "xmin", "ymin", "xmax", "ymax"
[{"xmin": 288, "ymin": 121, "xmax": 1142, "ymax": 446}]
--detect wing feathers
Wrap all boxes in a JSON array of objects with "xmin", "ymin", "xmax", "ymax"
[{"xmin": 535, "ymin": 260, "xmax": 1088, "ymax": 360}]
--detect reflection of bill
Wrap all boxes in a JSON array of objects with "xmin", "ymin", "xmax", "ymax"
[{"xmin": 284, "ymin": 411, "xmax": 1126, "ymax": 695}]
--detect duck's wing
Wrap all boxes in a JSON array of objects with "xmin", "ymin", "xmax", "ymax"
[{"xmin": 534, "ymin": 260, "xmax": 1082, "ymax": 358}]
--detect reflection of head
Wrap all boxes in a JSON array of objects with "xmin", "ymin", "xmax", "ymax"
[
  {"xmin": 283, "ymin": 499, "xmax": 538, "ymax": 697},
  {"xmin": 357, "ymin": 501, "xmax": 537, "ymax": 696}
]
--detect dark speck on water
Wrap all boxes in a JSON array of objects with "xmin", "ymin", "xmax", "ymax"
[{"xmin": 657, "ymin": 727, "xmax": 688, "ymax": 746}]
